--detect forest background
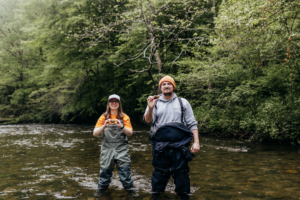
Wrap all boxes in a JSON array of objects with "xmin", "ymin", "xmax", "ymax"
[{"xmin": 0, "ymin": 0, "xmax": 300, "ymax": 144}]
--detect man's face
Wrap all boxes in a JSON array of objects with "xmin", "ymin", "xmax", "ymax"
[{"xmin": 161, "ymin": 81, "xmax": 174, "ymax": 96}]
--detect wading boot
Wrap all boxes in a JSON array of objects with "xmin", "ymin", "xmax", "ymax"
[
  {"xmin": 150, "ymin": 193, "xmax": 161, "ymax": 200},
  {"xmin": 179, "ymin": 194, "xmax": 190, "ymax": 200},
  {"xmin": 125, "ymin": 187, "xmax": 139, "ymax": 197},
  {"xmin": 93, "ymin": 187, "xmax": 107, "ymax": 198}
]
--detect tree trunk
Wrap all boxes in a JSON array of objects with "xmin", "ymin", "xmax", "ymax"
[
  {"xmin": 147, "ymin": 0, "xmax": 163, "ymax": 94},
  {"xmin": 149, "ymin": 32, "xmax": 162, "ymax": 94}
]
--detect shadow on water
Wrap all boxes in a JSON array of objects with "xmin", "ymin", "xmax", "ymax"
[{"xmin": 0, "ymin": 124, "xmax": 300, "ymax": 199}]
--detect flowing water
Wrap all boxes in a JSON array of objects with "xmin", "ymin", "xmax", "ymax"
[{"xmin": 0, "ymin": 124, "xmax": 300, "ymax": 200}]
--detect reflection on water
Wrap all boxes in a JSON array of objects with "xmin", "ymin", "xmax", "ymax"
[{"xmin": 0, "ymin": 124, "xmax": 300, "ymax": 199}]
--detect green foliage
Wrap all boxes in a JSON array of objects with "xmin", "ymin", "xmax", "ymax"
[
  {"xmin": 0, "ymin": 0, "xmax": 300, "ymax": 144},
  {"xmin": 175, "ymin": 0, "xmax": 300, "ymax": 144}
]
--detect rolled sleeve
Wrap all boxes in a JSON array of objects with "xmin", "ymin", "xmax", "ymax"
[
  {"xmin": 123, "ymin": 114, "xmax": 133, "ymax": 131},
  {"xmin": 95, "ymin": 115, "xmax": 105, "ymax": 128},
  {"xmin": 143, "ymin": 106, "xmax": 156, "ymax": 126}
]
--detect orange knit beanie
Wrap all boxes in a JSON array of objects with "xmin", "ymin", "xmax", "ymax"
[{"xmin": 159, "ymin": 75, "xmax": 176, "ymax": 89}]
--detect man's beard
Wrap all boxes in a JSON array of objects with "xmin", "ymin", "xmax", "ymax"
[{"xmin": 163, "ymin": 92, "xmax": 172, "ymax": 96}]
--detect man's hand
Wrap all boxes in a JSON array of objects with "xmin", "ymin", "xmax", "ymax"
[
  {"xmin": 191, "ymin": 129, "xmax": 200, "ymax": 153},
  {"xmin": 191, "ymin": 142, "xmax": 200, "ymax": 153},
  {"xmin": 147, "ymin": 96, "xmax": 158, "ymax": 109}
]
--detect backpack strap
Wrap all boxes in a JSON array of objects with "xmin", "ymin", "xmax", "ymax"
[{"xmin": 178, "ymin": 97, "xmax": 184, "ymax": 124}]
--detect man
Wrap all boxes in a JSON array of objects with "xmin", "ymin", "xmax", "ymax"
[{"xmin": 144, "ymin": 75, "xmax": 200, "ymax": 199}]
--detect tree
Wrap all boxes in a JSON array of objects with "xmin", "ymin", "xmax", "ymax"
[
  {"xmin": 70, "ymin": 0, "xmax": 215, "ymax": 93},
  {"xmin": 179, "ymin": 0, "xmax": 300, "ymax": 144},
  {"xmin": 0, "ymin": 0, "xmax": 44, "ymax": 121}
]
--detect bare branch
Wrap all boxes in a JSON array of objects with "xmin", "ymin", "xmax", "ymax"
[
  {"xmin": 168, "ymin": 39, "xmax": 192, "ymax": 65},
  {"xmin": 4, "ymin": 48, "xmax": 16, "ymax": 57},
  {"xmin": 114, "ymin": 38, "xmax": 156, "ymax": 67},
  {"xmin": 155, "ymin": 3, "xmax": 170, "ymax": 15},
  {"xmin": 182, "ymin": 28, "xmax": 216, "ymax": 31},
  {"xmin": 164, "ymin": 36, "xmax": 205, "ymax": 41},
  {"xmin": 290, "ymin": 10, "xmax": 299, "ymax": 32},
  {"xmin": 129, "ymin": 69, "xmax": 149, "ymax": 73},
  {"xmin": 0, "ymin": 29, "xmax": 7, "ymax": 37},
  {"xmin": 194, "ymin": 38, "xmax": 204, "ymax": 49},
  {"xmin": 147, "ymin": 0, "xmax": 156, "ymax": 16}
]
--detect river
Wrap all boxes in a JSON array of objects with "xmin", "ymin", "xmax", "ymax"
[{"xmin": 0, "ymin": 124, "xmax": 299, "ymax": 199}]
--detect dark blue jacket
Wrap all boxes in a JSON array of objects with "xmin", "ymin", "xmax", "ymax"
[{"xmin": 149, "ymin": 122, "xmax": 195, "ymax": 161}]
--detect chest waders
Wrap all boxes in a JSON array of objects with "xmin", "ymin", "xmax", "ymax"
[
  {"xmin": 98, "ymin": 119, "xmax": 134, "ymax": 189},
  {"xmin": 150, "ymin": 98, "xmax": 192, "ymax": 198}
]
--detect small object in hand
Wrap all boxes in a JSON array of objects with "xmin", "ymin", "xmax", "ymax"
[
  {"xmin": 110, "ymin": 119, "xmax": 116, "ymax": 124},
  {"xmin": 154, "ymin": 95, "xmax": 159, "ymax": 99}
]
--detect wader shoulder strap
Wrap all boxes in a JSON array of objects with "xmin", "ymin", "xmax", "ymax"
[{"xmin": 178, "ymin": 97, "xmax": 184, "ymax": 124}]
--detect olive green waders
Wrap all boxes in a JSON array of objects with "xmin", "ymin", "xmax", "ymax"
[{"xmin": 98, "ymin": 119, "xmax": 134, "ymax": 189}]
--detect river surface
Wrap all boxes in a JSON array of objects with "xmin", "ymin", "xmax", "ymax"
[{"xmin": 0, "ymin": 124, "xmax": 300, "ymax": 200}]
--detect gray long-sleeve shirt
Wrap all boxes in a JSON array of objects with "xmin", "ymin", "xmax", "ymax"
[{"xmin": 143, "ymin": 93, "xmax": 198, "ymax": 133}]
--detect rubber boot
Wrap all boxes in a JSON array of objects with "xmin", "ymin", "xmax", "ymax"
[
  {"xmin": 125, "ymin": 187, "xmax": 139, "ymax": 197},
  {"xmin": 179, "ymin": 194, "xmax": 190, "ymax": 200},
  {"xmin": 93, "ymin": 187, "xmax": 108, "ymax": 198},
  {"xmin": 150, "ymin": 193, "xmax": 161, "ymax": 200}
]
